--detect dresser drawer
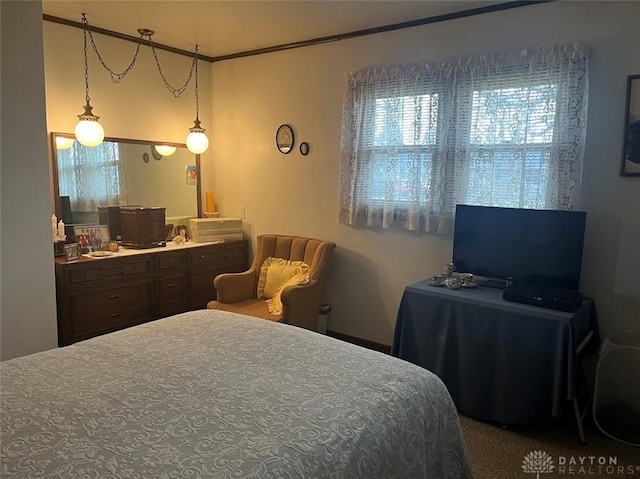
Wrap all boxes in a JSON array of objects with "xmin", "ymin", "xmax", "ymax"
[
  {"xmin": 188, "ymin": 242, "xmax": 246, "ymax": 267},
  {"xmin": 122, "ymin": 259, "xmax": 152, "ymax": 275},
  {"xmin": 157, "ymin": 252, "xmax": 186, "ymax": 271},
  {"xmin": 157, "ymin": 276, "xmax": 187, "ymax": 316},
  {"xmin": 66, "ymin": 257, "xmax": 152, "ymax": 284},
  {"xmin": 69, "ymin": 267, "xmax": 103, "ymax": 284},
  {"xmin": 69, "ymin": 281, "xmax": 153, "ymax": 338}
]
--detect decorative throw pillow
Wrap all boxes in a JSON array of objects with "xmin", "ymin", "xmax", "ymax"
[
  {"xmin": 257, "ymin": 257, "xmax": 310, "ymax": 299},
  {"xmin": 266, "ymin": 270, "xmax": 310, "ymax": 316}
]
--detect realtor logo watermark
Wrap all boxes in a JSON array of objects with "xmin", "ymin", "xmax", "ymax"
[{"xmin": 522, "ymin": 450, "xmax": 640, "ymax": 477}]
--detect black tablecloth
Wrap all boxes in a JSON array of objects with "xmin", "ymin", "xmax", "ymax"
[{"xmin": 392, "ymin": 281, "xmax": 599, "ymax": 425}]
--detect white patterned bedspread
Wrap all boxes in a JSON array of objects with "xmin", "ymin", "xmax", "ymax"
[{"xmin": 1, "ymin": 310, "xmax": 473, "ymax": 478}]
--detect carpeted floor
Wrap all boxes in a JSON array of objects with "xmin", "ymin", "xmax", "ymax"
[{"xmin": 459, "ymin": 413, "xmax": 640, "ymax": 479}]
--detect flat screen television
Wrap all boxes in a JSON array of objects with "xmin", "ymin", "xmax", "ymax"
[{"xmin": 452, "ymin": 204, "xmax": 587, "ymax": 291}]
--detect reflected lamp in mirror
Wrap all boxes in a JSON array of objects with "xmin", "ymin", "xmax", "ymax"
[
  {"xmin": 154, "ymin": 145, "xmax": 177, "ymax": 156},
  {"xmin": 55, "ymin": 136, "xmax": 75, "ymax": 150}
]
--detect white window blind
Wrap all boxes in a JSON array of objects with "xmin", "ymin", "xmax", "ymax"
[{"xmin": 338, "ymin": 43, "xmax": 589, "ymax": 233}]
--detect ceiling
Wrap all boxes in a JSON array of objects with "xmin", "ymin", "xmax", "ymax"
[{"xmin": 41, "ymin": 0, "xmax": 519, "ymax": 61}]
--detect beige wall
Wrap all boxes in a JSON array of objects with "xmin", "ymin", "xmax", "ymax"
[
  {"xmin": 211, "ymin": 1, "xmax": 640, "ymax": 345},
  {"xmin": 43, "ymin": 22, "xmax": 213, "ymax": 209},
  {"xmin": 1, "ymin": 1, "xmax": 58, "ymax": 360}
]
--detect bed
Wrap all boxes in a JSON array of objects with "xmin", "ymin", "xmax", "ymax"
[{"xmin": 1, "ymin": 310, "xmax": 473, "ymax": 478}]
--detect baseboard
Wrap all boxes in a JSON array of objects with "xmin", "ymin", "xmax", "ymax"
[{"xmin": 326, "ymin": 330, "xmax": 391, "ymax": 354}]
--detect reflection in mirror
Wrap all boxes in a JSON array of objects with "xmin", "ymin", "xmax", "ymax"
[
  {"xmin": 621, "ymin": 75, "xmax": 640, "ymax": 176},
  {"xmin": 51, "ymin": 133, "xmax": 201, "ymax": 231}
]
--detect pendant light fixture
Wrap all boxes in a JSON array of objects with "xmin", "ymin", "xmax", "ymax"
[
  {"xmin": 72, "ymin": 15, "xmax": 209, "ymax": 154},
  {"xmin": 186, "ymin": 45, "xmax": 209, "ymax": 155},
  {"xmin": 75, "ymin": 13, "xmax": 104, "ymax": 147}
]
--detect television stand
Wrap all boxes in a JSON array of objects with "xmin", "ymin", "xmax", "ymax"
[{"xmin": 393, "ymin": 281, "xmax": 599, "ymax": 438}]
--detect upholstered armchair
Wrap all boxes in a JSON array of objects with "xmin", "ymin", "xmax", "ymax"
[{"xmin": 207, "ymin": 234, "xmax": 336, "ymax": 330}]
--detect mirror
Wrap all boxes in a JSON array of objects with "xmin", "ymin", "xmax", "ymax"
[
  {"xmin": 276, "ymin": 124, "xmax": 295, "ymax": 154},
  {"xmin": 621, "ymin": 74, "xmax": 640, "ymax": 176},
  {"xmin": 51, "ymin": 133, "xmax": 202, "ymax": 229}
]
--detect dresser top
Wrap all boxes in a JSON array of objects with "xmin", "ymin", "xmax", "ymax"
[{"xmin": 55, "ymin": 239, "xmax": 242, "ymax": 264}]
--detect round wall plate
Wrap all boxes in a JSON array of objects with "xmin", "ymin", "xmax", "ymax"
[
  {"xmin": 276, "ymin": 124, "xmax": 295, "ymax": 154},
  {"xmin": 300, "ymin": 142, "xmax": 310, "ymax": 156}
]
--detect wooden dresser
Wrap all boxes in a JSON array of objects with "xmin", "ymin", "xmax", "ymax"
[{"xmin": 54, "ymin": 240, "xmax": 247, "ymax": 346}]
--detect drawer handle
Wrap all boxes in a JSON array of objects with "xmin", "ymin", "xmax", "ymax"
[
  {"xmin": 84, "ymin": 272, "xmax": 93, "ymax": 276},
  {"xmin": 167, "ymin": 283, "xmax": 176, "ymax": 288},
  {"xmin": 109, "ymin": 313, "xmax": 120, "ymax": 318},
  {"xmin": 108, "ymin": 295, "xmax": 119, "ymax": 300},
  {"xmin": 200, "ymin": 255, "xmax": 206, "ymax": 259},
  {"xmin": 167, "ymin": 300, "xmax": 177, "ymax": 305}
]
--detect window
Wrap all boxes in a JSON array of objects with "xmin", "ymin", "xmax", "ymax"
[
  {"xmin": 57, "ymin": 140, "xmax": 127, "ymax": 212},
  {"xmin": 371, "ymin": 94, "xmax": 438, "ymax": 203},
  {"xmin": 339, "ymin": 43, "xmax": 589, "ymax": 233},
  {"xmin": 465, "ymin": 84, "xmax": 557, "ymax": 209}
]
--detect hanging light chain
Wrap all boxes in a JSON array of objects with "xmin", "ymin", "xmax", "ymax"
[
  {"xmin": 194, "ymin": 45, "xmax": 200, "ymax": 120},
  {"xmin": 80, "ymin": 14, "xmax": 196, "ymax": 97},
  {"xmin": 82, "ymin": 14, "xmax": 91, "ymax": 104},
  {"xmin": 82, "ymin": 14, "xmax": 143, "ymax": 85},
  {"xmin": 145, "ymin": 34, "xmax": 196, "ymax": 98}
]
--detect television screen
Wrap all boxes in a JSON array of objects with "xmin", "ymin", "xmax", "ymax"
[{"xmin": 452, "ymin": 205, "xmax": 587, "ymax": 290}]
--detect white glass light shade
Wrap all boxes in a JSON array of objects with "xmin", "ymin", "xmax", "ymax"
[
  {"xmin": 186, "ymin": 130, "xmax": 209, "ymax": 154},
  {"xmin": 75, "ymin": 119, "xmax": 104, "ymax": 147},
  {"xmin": 154, "ymin": 145, "xmax": 177, "ymax": 156},
  {"xmin": 55, "ymin": 136, "xmax": 75, "ymax": 150}
]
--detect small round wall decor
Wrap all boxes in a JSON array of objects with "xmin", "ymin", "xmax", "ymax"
[
  {"xmin": 276, "ymin": 124, "xmax": 294, "ymax": 154},
  {"xmin": 299, "ymin": 142, "xmax": 310, "ymax": 156}
]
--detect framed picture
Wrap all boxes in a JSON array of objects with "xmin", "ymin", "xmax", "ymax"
[
  {"xmin": 73, "ymin": 225, "xmax": 111, "ymax": 254},
  {"xmin": 186, "ymin": 165, "xmax": 198, "ymax": 185},
  {"xmin": 174, "ymin": 223, "xmax": 191, "ymax": 241},
  {"xmin": 621, "ymin": 74, "xmax": 640, "ymax": 176},
  {"xmin": 63, "ymin": 243, "xmax": 80, "ymax": 261}
]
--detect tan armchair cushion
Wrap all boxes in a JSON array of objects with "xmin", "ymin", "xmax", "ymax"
[{"xmin": 207, "ymin": 298, "xmax": 282, "ymax": 322}]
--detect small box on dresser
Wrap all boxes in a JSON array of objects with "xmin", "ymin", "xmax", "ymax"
[
  {"xmin": 99, "ymin": 205, "xmax": 141, "ymax": 241},
  {"xmin": 190, "ymin": 217, "xmax": 243, "ymax": 243},
  {"xmin": 120, "ymin": 207, "xmax": 166, "ymax": 248}
]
